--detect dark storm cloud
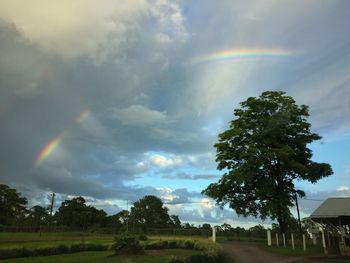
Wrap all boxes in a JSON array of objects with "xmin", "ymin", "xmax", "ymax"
[
  {"xmin": 1, "ymin": 1, "xmax": 350, "ymax": 225},
  {"xmin": 0, "ymin": 14, "xmax": 205, "ymax": 200}
]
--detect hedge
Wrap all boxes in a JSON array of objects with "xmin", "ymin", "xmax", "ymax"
[
  {"xmin": 0, "ymin": 243, "xmax": 109, "ymax": 260},
  {"xmin": 144, "ymin": 239, "xmax": 225, "ymax": 263}
]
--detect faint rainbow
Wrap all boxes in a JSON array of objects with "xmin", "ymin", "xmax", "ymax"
[
  {"xmin": 77, "ymin": 110, "xmax": 90, "ymax": 123},
  {"xmin": 35, "ymin": 133, "xmax": 64, "ymax": 166},
  {"xmin": 191, "ymin": 48, "xmax": 298, "ymax": 64},
  {"xmin": 34, "ymin": 110, "xmax": 91, "ymax": 166}
]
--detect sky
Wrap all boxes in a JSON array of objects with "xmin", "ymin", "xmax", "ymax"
[{"xmin": 0, "ymin": 0, "xmax": 350, "ymax": 228}]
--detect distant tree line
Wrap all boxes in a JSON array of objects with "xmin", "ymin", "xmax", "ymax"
[
  {"xmin": 0, "ymin": 184, "xmax": 183, "ymax": 232},
  {"xmin": 0, "ymin": 183, "xmax": 308, "ymax": 235}
]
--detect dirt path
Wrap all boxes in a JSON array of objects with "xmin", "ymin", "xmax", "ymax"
[{"xmin": 221, "ymin": 242, "xmax": 319, "ymax": 263}]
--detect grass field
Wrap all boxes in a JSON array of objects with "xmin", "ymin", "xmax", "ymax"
[
  {"xmin": 263, "ymin": 244, "xmax": 324, "ymax": 257},
  {"xmin": 0, "ymin": 232, "xmax": 114, "ymax": 250},
  {"xmin": 0, "ymin": 232, "xmax": 225, "ymax": 262},
  {"xmin": 0, "ymin": 232, "xmax": 211, "ymax": 249},
  {"xmin": 0, "ymin": 249, "xmax": 199, "ymax": 263}
]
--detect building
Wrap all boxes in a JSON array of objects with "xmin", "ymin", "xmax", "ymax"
[{"xmin": 310, "ymin": 197, "xmax": 350, "ymax": 255}]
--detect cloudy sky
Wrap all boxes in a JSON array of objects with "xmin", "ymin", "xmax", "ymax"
[{"xmin": 1, "ymin": 0, "xmax": 350, "ymax": 227}]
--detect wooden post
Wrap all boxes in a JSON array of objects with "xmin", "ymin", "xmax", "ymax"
[
  {"xmin": 276, "ymin": 233, "xmax": 279, "ymax": 247},
  {"xmin": 302, "ymin": 234, "xmax": 306, "ymax": 251},
  {"xmin": 283, "ymin": 233, "xmax": 286, "ymax": 248},
  {"xmin": 212, "ymin": 226, "xmax": 216, "ymax": 243},
  {"xmin": 267, "ymin": 230, "xmax": 272, "ymax": 246},
  {"xmin": 291, "ymin": 233, "xmax": 295, "ymax": 250},
  {"xmin": 312, "ymin": 233, "xmax": 317, "ymax": 245}
]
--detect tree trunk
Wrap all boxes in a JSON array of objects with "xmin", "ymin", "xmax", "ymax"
[
  {"xmin": 277, "ymin": 217, "xmax": 287, "ymax": 234},
  {"xmin": 277, "ymin": 207, "xmax": 288, "ymax": 235}
]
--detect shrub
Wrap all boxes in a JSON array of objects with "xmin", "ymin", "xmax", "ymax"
[
  {"xmin": 143, "ymin": 239, "xmax": 225, "ymax": 263},
  {"xmin": 112, "ymin": 233, "xmax": 144, "ymax": 255},
  {"xmin": 0, "ymin": 243, "xmax": 109, "ymax": 259},
  {"xmin": 138, "ymin": 234, "xmax": 148, "ymax": 241},
  {"xmin": 169, "ymin": 255, "xmax": 188, "ymax": 263}
]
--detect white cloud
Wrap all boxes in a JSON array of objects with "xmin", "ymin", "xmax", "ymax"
[
  {"xmin": 156, "ymin": 187, "xmax": 176, "ymax": 202},
  {"xmin": 337, "ymin": 186, "xmax": 349, "ymax": 192},
  {"xmin": 200, "ymin": 198, "xmax": 213, "ymax": 209},
  {"xmin": 150, "ymin": 154, "xmax": 182, "ymax": 167},
  {"xmin": 110, "ymin": 105, "xmax": 166, "ymax": 126}
]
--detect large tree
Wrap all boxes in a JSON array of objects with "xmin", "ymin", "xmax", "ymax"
[
  {"xmin": 56, "ymin": 196, "xmax": 106, "ymax": 229},
  {"xmin": 26, "ymin": 205, "xmax": 50, "ymax": 227},
  {"xmin": 203, "ymin": 91, "xmax": 333, "ymax": 233},
  {"xmin": 130, "ymin": 195, "xmax": 173, "ymax": 230},
  {"xmin": 0, "ymin": 184, "xmax": 27, "ymax": 225}
]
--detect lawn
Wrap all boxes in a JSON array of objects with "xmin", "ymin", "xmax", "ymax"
[
  {"xmin": 0, "ymin": 232, "xmax": 210, "ymax": 249},
  {"xmin": 0, "ymin": 249, "xmax": 199, "ymax": 263},
  {"xmin": 0, "ymin": 232, "xmax": 114, "ymax": 242},
  {"xmin": 262, "ymin": 243, "xmax": 324, "ymax": 257}
]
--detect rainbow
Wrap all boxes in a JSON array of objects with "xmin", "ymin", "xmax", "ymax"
[
  {"xmin": 77, "ymin": 110, "xmax": 90, "ymax": 123},
  {"xmin": 34, "ymin": 136, "xmax": 61, "ymax": 166},
  {"xmin": 34, "ymin": 110, "xmax": 91, "ymax": 166},
  {"xmin": 34, "ymin": 133, "xmax": 65, "ymax": 166},
  {"xmin": 191, "ymin": 48, "xmax": 297, "ymax": 65}
]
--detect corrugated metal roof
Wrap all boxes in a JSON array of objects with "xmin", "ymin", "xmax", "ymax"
[{"xmin": 310, "ymin": 197, "xmax": 350, "ymax": 218}]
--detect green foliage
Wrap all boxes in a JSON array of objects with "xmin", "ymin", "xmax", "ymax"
[
  {"xmin": 112, "ymin": 233, "xmax": 144, "ymax": 255},
  {"xmin": 138, "ymin": 234, "xmax": 148, "ymax": 241},
  {"xmin": 25, "ymin": 205, "xmax": 50, "ymax": 227},
  {"xmin": 0, "ymin": 184, "xmax": 27, "ymax": 226},
  {"xmin": 0, "ymin": 243, "xmax": 109, "ymax": 259},
  {"xmin": 55, "ymin": 197, "xmax": 107, "ymax": 229},
  {"xmin": 170, "ymin": 215, "xmax": 182, "ymax": 228},
  {"xmin": 169, "ymin": 256, "xmax": 188, "ymax": 263},
  {"xmin": 146, "ymin": 239, "xmax": 224, "ymax": 263},
  {"xmin": 129, "ymin": 195, "xmax": 172, "ymax": 230},
  {"xmin": 203, "ymin": 91, "xmax": 333, "ymax": 233}
]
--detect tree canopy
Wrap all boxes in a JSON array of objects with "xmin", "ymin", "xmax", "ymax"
[
  {"xmin": 203, "ymin": 91, "xmax": 333, "ymax": 233},
  {"xmin": 55, "ymin": 196, "xmax": 107, "ymax": 229},
  {"xmin": 0, "ymin": 184, "xmax": 27, "ymax": 225},
  {"xmin": 130, "ymin": 195, "xmax": 173, "ymax": 230}
]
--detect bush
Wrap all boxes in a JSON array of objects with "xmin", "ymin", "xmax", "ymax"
[
  {"xmin": 112, "ymin": 233, "xmax": 144, "ymax": 255},
  {"xmin": 138, "ymin": 234, "xmax": 148, "ymax": 241},
  {"xmin": 144, "ymin": 239, "xmax": 225, "ymax": 263},
  {"xmin": 0, "ymin": 243, "xmax": 109, "ymax": 259},
  {"xmin": 144, "ymin": 240, "xmax": 195, "ymax": 250},
  {"xmin": 169, "ymin": 255, "xmax": 188, "ymax": 263}
]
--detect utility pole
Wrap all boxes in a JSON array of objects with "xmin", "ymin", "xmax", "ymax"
[
  {"xmin": 126, "ymin": 200, "xmax": 129, "ymax": 232},
  {"xmin": 50, "ymin": 193, "xmax": 55, "ymax": 216},
  {"xmin": 295, "ymin": 193, "xmax": 302, "ymax": 235}
]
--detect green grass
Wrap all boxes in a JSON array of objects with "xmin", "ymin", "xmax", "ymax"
[
  {"xmin": 332, "ymin": 259, "xmax": 350, "ymax": 263},
  {"xmin": 217, "ymin": 236, "xmax": 266, "ymax": 243},
  {"xmin": 0, "ymin": 232, "xmax": 97, "ymax": 238},
  {"xmin": 0, "ymin": 240, "xmax": 113, "ymax": 249},
  {"xmin": 0, "ymin": 231, "xmax": 114, "ymax": 250},
  {"xmin": 262, "ymin": 243, "xmax": 324, "ymax": 257},
  {"xmin": 0, "ymin": 233, "xmax": 208, "ymax": 249},
  {"xmin": 0, "ymin": 249, "xmax": 199, "ymax": 263}
]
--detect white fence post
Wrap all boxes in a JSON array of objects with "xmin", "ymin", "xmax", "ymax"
[
  {"xmin": 267, "ymin": 230, "xmax": 271, "ymax": 246},
  {"xmin": 291, "ymin": 233, "xmax": 295, "ymax": 250},
  {"xmin": 302, "ymin": 234, "xmax": 306, "ymax": 251},
  {"xmin": 212, "ymin": 226, "xmax": 216, "ymax": 243},
  {"xmin": 283, "ymin": 233, "xmax": 286, "ymax": 248},
  {"xmin": 321, "ymin": 229, "xmax": 326, "ymax": 254},
  {"xmin": 312, "ymin": 233, "xmax": 317, "ymax": 245},
  {"xmin": 276, "ymin": 233, "xmax": 279, "ymax": 247}
]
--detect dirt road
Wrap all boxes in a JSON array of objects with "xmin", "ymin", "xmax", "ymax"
[{"xmin": 221, "ymin": 242, "xmax": 320, "ymax": 263}]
